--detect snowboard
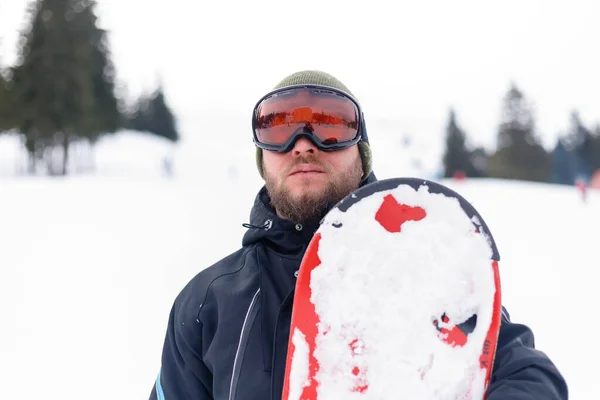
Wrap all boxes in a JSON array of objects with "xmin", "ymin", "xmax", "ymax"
[{"xmin": 282, "ymin": 177, "xmax": 502, "ymax": 400}]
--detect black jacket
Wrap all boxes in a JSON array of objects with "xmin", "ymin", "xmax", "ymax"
[{"xmin": 150, "ymin": 175, "xmax": 568, "ymax": 399}]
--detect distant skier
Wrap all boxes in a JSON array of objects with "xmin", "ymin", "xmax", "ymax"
[
  {"xmin": 162, "ymin": 155, "xmax": 173, "ymax": 178},
  {"xmin": 575, "ymin": 178, "xmax": 587, "ymax": 203},
  {"xmin": 453, "ymin": 169, "xmax": 466, "ymax": 182}
]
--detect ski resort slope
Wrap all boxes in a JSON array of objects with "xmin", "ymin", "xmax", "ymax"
[{"xmin": 0, "ymin": 132, "xmax": 596, "ymax": 399}]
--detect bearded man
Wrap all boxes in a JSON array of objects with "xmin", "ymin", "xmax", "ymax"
[{"xmin": 150, "ymin": 70, "xmax": 567, "ymax": 400}]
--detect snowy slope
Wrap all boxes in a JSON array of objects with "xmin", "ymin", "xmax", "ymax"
[{"xmin": 0, "ymin": 129, "xmax": 596, "ymax": 399}]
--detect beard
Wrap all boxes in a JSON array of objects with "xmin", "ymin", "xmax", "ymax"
[{"xmin": 265, "ymin": 154, "xmax": 363, "ymax": 226}]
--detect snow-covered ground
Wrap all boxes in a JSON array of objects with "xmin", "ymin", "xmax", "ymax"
[{"xmin": 0, "ymin": 125, "xmax": 596, "ymax": 399}]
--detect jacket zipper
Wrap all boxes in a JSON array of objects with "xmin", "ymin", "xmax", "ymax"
[{"xmin": 228, "ymin": 288, "xmax": 261, "ymax": 400}]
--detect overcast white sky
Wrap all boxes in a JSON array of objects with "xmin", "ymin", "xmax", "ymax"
[{"xmin": 1, "ymin": 0, "xmax": 599, "ymax": 150}]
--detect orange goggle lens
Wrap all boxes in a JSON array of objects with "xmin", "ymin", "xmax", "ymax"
[{"xmin": 253, "ymin": 87, "xmax": 360, "ymax": 151}]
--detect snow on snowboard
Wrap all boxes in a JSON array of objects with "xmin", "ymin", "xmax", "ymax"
[{"xmin": 282, "ymin": 178, "xmax": 502, "ymax": 400}]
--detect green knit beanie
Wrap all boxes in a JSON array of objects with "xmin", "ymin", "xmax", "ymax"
[{"xmin": 255, "ymin": 70, "xmax": 372, "ymax": 179}]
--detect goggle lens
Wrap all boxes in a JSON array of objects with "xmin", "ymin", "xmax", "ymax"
[{"xmin": 253, "ymin": 87, "xmax": 360, "ymax": 151}]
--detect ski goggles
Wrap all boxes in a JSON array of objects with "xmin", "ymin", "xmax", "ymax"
[{"xmin": 252, "ymin": 85, "xmax": 364, "ymax": 152}]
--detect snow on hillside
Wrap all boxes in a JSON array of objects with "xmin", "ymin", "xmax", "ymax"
[
  {"xmin": 0, "ymin": 132, "xmax": 26, "ymax": 176},
  {"xmin": 0, "ymin": 128, "xmax": 597, "ymax": 399},
  {"xmin": 0, "ymin": 130, "xmax": 178, "ymax": 178}
]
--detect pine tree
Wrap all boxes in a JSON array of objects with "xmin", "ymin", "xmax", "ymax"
[
  {"xmin": 442, "ymin": 109, "xmax": 475, "ymax": 178},
  {"xmin": 470, "ymin": 147, "xmax": 488, "ymax": 177},
  {"xmin": 591, "ymin": 124, "xmax": 600, "ymax": 172},
  {"xmin": 551, "ymin": 139, "xmax": 574, "ymax": 185},
  {"xmin": 0, "ymin": 71, "xmax": 10, "ymax": 131},
  {"xmin": 10, "ymin": 0, "xmax": 120, "ymax": 175},
  {"xmin": 563, "ymin": 111, "xmax": 594, "ymax": 181},
  {"xmin": 72, "ymin": 0, "xmax": 120, "ymax": 142},
  {"xmin": 487, "ymin": 84, "xmax": 550, "ymax": 182},
  {"xmin": 0, "ymin": 36, "xmax": 13, "ymax": 133},
  {"xmin": 128, "ymin": 86, "xmax": 179, "ymax": 142}
]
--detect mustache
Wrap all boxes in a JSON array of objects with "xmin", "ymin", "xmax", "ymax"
[{"xmin": 284, "ymin": 155, "xmax": 330, "ymax": 175}]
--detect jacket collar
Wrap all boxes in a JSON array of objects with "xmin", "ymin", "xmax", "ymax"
[{"xmin": 242, "ymin": 172, "xmax": 378, "ymax": 255}]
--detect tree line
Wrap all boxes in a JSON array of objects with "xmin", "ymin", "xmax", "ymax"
[
  {"xmin": 0, "ymin": 0, "xmax": 179, "ymax": 175},
  {"xmin": 443, "ymin": 84, "xmax": 600, "ymax": 185}
]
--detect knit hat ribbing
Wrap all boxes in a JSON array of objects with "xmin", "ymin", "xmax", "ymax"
[
  {"xmin": 271, "ymin": 70, "xmax": 356, "ymax": 98},
  {"xmin": 255, "ymin": 70, "xmax": 372, "ymax": 179}
]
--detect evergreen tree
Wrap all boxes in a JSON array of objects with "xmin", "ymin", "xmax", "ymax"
[
  {"xmin": 591, "ymin": 124, "xmax": 600, "ymax": 172},
  {"xmin": 442, "ymin": 108, "xmax": 475, "ymax": 177},
  {"xmin": 487, "ymin": 84, "xmax": 550, "ymax": 182},
  {"xmin": 0, "ymin": 71, "xmax": 10, "ymax": 131},
  {"xmin": 10, "ymin": 0, "xmax": 120, "ymax": 175},
  {"xmin": 0, "ymin": 43, "xmax": 13, "ymax": 132},
  {"xmin": 563, "ymin": 111, "xmax": 594, "ymax": 181},
  {"xmin": 74, "ymin": 0, "xmax": 120, "ymax": 142},
  {"xmin": 551, "ymin": 139, "xmax": 574, "ymax": 185},
  {"xmin": 128, "ymin": 86, "xmax": 179, "ymax": 142},
  {"xmin": 470, "ymin": 147, "xmax": 489, "ymax": 177}
]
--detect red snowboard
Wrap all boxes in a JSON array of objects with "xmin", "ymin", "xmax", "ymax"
[{"xmin": 282, "ymin": 178, "xmax": 502, "ymax": 399}]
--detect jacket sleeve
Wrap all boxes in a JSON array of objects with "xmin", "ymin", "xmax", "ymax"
[
  {"xmin": 149, "ymin": 294, "xmax": 213, "ymax": 400},
  {"xmin": 486, "ymin": 307, "xmax": 568, "ymax": 399}
]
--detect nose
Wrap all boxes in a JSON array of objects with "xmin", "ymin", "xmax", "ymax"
[{"xmin": 292, "ymin": 137, "xmax": 317, "ymax": 155}]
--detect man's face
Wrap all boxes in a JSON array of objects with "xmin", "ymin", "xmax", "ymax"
[{"xmin": 263, "ymin": 137, "xmax": 364, "ymax": 225}]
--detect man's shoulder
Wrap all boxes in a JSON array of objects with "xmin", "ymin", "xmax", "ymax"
[{"xmin": 174, "ymin": 245, "xmax": 257, "ymax": 314}]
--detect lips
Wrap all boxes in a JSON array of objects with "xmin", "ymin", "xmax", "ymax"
[{"xmin": 288, "ymin": 164, "xmax": 325, "ymax": 176}]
